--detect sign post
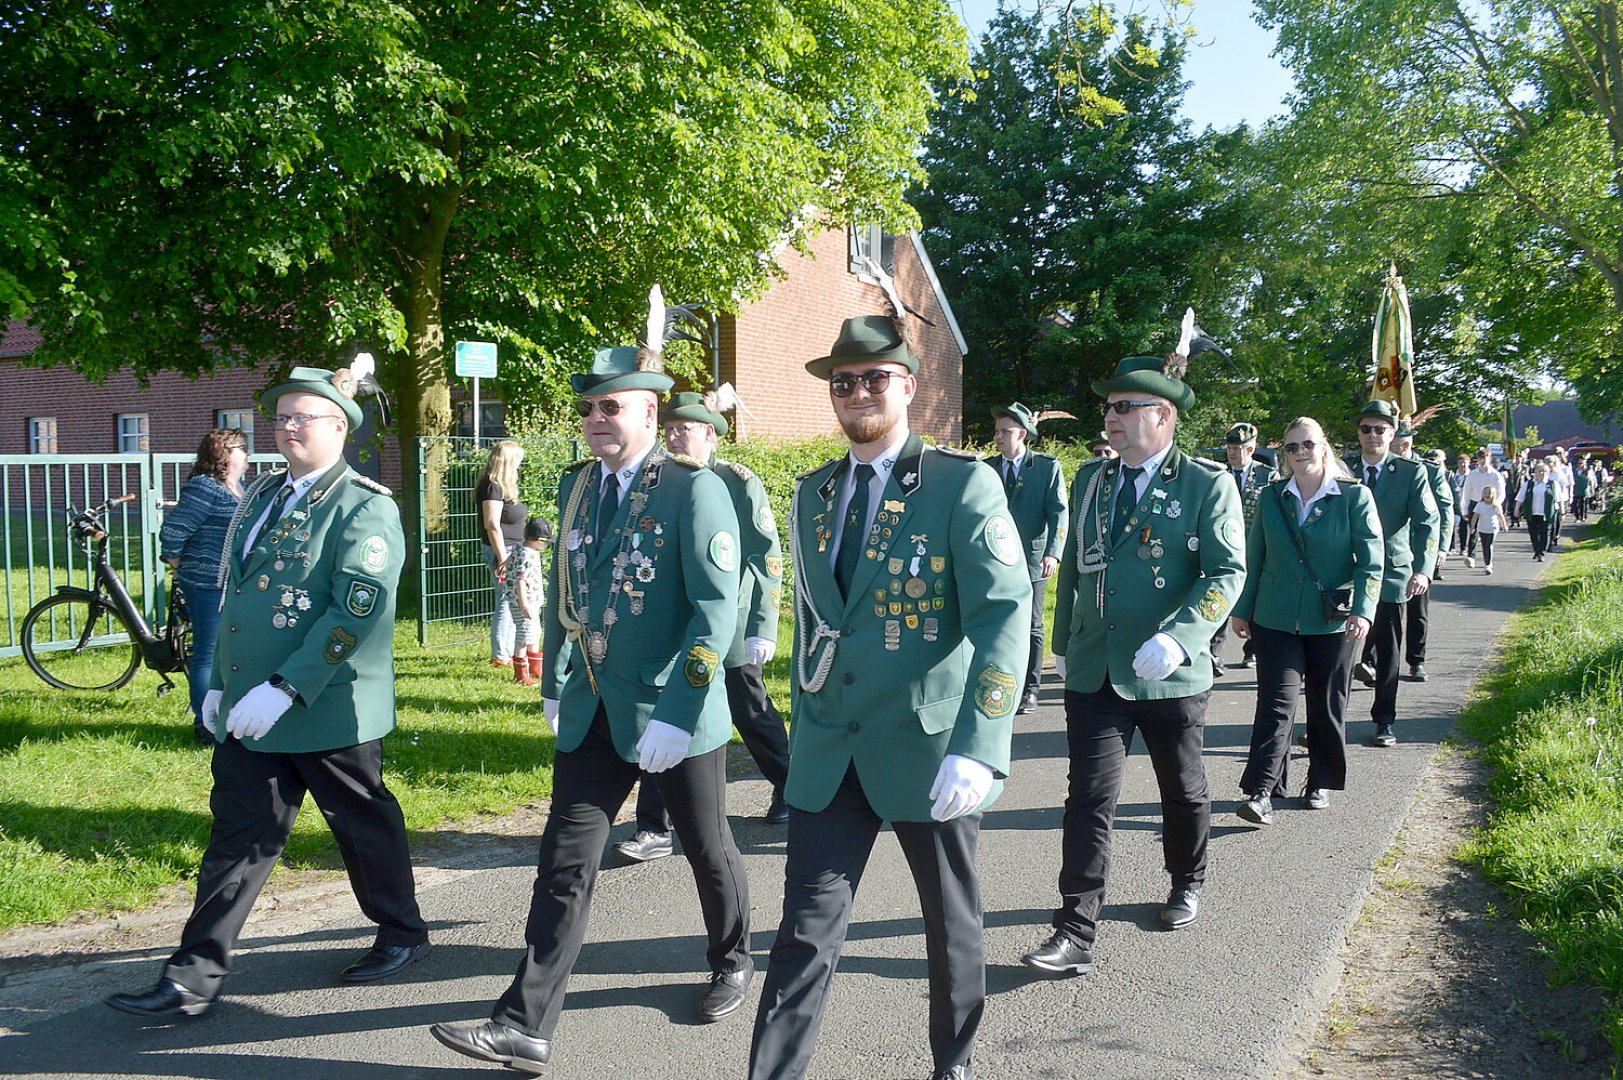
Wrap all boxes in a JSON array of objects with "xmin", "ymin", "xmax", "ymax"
[{"xmin": 454, "ymin": 341, "xmax": 499, "ymax": 442}]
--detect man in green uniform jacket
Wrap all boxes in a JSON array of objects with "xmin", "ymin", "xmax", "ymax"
[
  {"xmin": 1393, "ymin": 426, "xmax": 1453, "ymax": 681},
  {"xmin": 431, "ymin": 345, "xmax": 751, "ymax": 1074},
  {"xmin": 749, "ymin": 315, "xmax": 1030, "ymax": 1080},
  {"xmin": 1210, "ymin": 421, "xmax": 1273, "ymax": 673},
  {"xmin": 984, "ymin": 401, "xmax": 1068, "ymax": 714},
  {"xmin": 1021, "ymin": 353, "xmax": 1246, "ymax": 978},
  {"xmin": 1344, "ymin": 400, "xmax": 1440, "ymax": 747},
  {"xmin": 107, "ymin": 364, "xmax": 427, "ymax": 1020},
  {"xmin": 615, "ymin": 391, "xmax": 793, "ymax": 861}
]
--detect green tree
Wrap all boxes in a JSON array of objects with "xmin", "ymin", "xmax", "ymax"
[
  {"xmin": 1, "ymin": 0, "xmax": 968, "ymax": 538},
  {"xmin": 913, "ymin": 5, "xmax": 1252, "ymax": 443}
]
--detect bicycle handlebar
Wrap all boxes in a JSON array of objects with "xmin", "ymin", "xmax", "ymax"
[{"xmin": 69, "ymin": 493, "xmax": 137, "ymax": 540}]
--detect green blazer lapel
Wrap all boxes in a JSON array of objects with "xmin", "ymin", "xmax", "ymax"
[{"xmin": 798, "ymin": 459, "xmax": 848, "ymax": 623}]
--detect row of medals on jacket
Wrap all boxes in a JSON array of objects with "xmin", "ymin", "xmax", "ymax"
[
  {"xmin": 568, "ymin": 465, "xmax": 660, "ymax": 665},
  {"xmin": 816, "ymin": 498, "xmax": 945, "ymax": 650}
]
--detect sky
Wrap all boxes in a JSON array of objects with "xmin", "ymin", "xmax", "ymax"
[{"xmin": 950, "ymin": 0, "xmax": 1296, "ymax": 131}]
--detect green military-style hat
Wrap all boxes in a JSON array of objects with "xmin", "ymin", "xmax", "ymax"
[
  {"xmin": 571, "ymin": 346, "xmax": 675, "ymax": 397},
  {"xmin": 1091, "ymin": 355, "xmax": 1196, "ymax": 413},
  {"xmin": 1225, "ymin": 422, "xmax": 1258, "ymax": 445},
  {"xmin": 1354, "ymin": 399, "xmax": 1401, "ymax": 425},
  {"xmin": 991, "ymin": 401, "xmax": 1038, "ymax": 438},
  {"xmin": 805, "ymin": 315, "xmax": 919, "ymax": 380},
  {"xmin": 260, "ymin": 365, "xmax": 365, "ymax": 427},
  {"xmin": 661, "ymin": 391, "xmax": 729, "ymax": 436}
]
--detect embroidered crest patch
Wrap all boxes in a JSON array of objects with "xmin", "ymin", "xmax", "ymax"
[
  {"xmin": 985, "ymin": 515, "xmax": 1020, "ymax": 566},
  {"xmin": 757, "ymin": 504, "xmax": 775, "ymax": 532},
  {"xmin": 1221, "ymin": 518, "xmax": 1240, "ymax": 548},
  {"xmin": 976, "ymin": 666, "xmax": 1018, "ymax": 719},
  {"xmin": 1196, "ymin": 586, "xmax": 1229, "ymax": 622},
  {"xmin": 346, "ymin": 579, "xmax": 380, "ymax": 618},
  {"xmin": 325, "ymin": 627, "xmax": 358, "ymax": 664},
  {"xmin": 684, "ymin": 644, "xmax": 720, "ymax": 687},
  {"xmin": 360, "ymin": 535, "xmax": 389, "ymax": 574},
  {"xmin": 765, "ymin": 555, "xmax": 784, "ymax": 578},
  {"xmin": 709, "ymin": 531, "xmax": 737, "ymax": 573}
]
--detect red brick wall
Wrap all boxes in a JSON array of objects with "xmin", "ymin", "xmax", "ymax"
[
  {"xmin": 0, "ymin": 359, "xmax": 402, "ymax": 491},
  {"xmin": 721, "ymin": 227, "xmax": 964, "ymax": 446}
]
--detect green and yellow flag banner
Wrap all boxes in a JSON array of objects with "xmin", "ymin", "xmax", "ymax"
[{"xmin": 1371, "ymin": 266, "xmax": 1418, "ymax": 418}]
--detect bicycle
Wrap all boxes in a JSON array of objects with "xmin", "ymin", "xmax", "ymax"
[{"xmin": 19, "ymin": 494, "xmax": 192, "ymax": 695}]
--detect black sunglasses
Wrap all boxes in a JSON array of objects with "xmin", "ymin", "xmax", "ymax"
[
  {"xmin": 1283, "ymin": 440, "xmax": 1318, "ymax": 454},
  {"xmin": 575, "ymin": 398, "xmax": 626, "ymax": 418},
  {"xmin": 1099, "ymin": 400, "xmax": 1165, "ymax": 416},
  {"xmin": 829, "ymin": 370, "xmax": 896, "ymax": 398},
  {"xmin": 1357, "ymin": 423, "xmax": 1389, "ymax": 435}
]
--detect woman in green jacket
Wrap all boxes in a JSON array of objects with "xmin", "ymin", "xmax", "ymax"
[{"xmin": 1230, "ymin": 418, "xmax": 1384, "ymax": 824}]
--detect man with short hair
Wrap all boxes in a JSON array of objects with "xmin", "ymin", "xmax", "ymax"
[
  {"xmin": 1345, "ymin": 400, "xmax": 1440, "ymax": 747},
  {"xmin": 748, "ymin": 315, "xmax": 1030, "ymax": 1080},
  {"xmin": 107, "ymin": 364, "xmax": 427, "ymax": 1019},
  {"xmin": 430, "ymin": 345, "xmax": 752, "ymax": 1072},
  {"xmin": 1089, "ymin": 432, "xmax": 1117, "ymax": 460},
  {"xmin": 1391, "ymin": 427, "xmax": 1452, "ymax": 682},
  {"xmin": 983, "ymin": 401, "xmax": 1067, "ymax": 714},
  {"xmin": 612, "ymin": 390, "xmax": 793, "ymax": 863},
  {"xmin": 1021, "ymin": 353, "xmax": 1246, "ymax": 976},
  {"xmin": 1210, "ymin": 421, "xmax": 1271, "ymax": 673}
]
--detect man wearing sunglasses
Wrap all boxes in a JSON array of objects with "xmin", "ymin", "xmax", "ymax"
[
  {"xmin": 431, "ymin": 346, "xmax": 750, "ymax": 1072},
  {"xmin": 1021, "ymin": 354, "xmax": 1245, "ymax": 977},
  {"xmin": 749, "ymin": 314, "xmax": 1030, "ymax": 1080},
  {"xmin": 983, "ymin": 401, "xmax": 1068, "ymax": 716},
  {"xmin": 1343, "ymin": 399, "xmax": 1440, "ymax": 748}
]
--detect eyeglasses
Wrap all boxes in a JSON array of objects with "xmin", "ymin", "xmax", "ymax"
[
  {"xmin": 1093, "ymin": 448, "xmax": 1114, "ymax": 458},
  {"xmin": 1283, "ymin": 440, "xmax": 1318, "ymax": 454},
  {"xmin": 829, "ymin": 370, "xmax": 896, "ymax": 397},
  {"xmin": 1358, "ymin": 424, "xmax": 1390, "ymax": 435},
  {"xmin": 1100, "ymin": 400, "xmax": 1165, "ymax": 416},
  {"xmin": 270, "ymin": 413, "xmax": 343, "ymax": 429},
  {"xmin": 575, "ymin": 398, "xmax": 626, "ymax": 418},
  {"xmin": 664, "ymin": 422, "xmax": 708, "ymax": 437}
]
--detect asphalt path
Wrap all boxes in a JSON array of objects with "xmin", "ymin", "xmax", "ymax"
[{"xmin": 0, "ymin": 525, "xmax": 1565, "ymax": 1080}]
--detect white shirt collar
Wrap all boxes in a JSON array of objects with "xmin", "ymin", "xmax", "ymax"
[
  {"xmin": 847, "ymin": 427, "xmax": 910, "ymax": 488},
  {"xmin": 1285, "ymin": 474, "xmax": 1341, "ymax": 521},
  {"xmin": 1122, "ymin": 442, "xmax": 1173, "ymax": 482},
  {"xmin": 600, "ymin": 442, "xmax": 656, "ymax": 494}
]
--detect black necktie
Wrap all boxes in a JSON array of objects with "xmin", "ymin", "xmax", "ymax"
[
  {"xmin": 596, "ymin": 473, "xmax": 621, "ymax": 543},
  {"xmin": 1366, "ymin": 464, "xmax": 1379, "ymax": 488},
  {"xmin": 1115, "ymin": 465, "xmax": 1143, "ymax": 533},
  {"xmin": 835, "ymin": 463, "xmax": 875, "ymax": 596},
  {"xmin": 1004, "ymin": 462, "xmax": 1017, "ymax": 494}
]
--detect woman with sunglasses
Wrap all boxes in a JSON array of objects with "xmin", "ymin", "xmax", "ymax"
[{"xmin": 1229, "ymin": 417, "xmax": 1383, "ymax": 823}]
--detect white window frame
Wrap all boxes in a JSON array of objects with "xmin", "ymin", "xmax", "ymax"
[
  {"xmin": 116, "ymin": 413, "xmax": 150, "ymax": 453},
  {"xmin": 28, "ymin": 417, "xmax": 58, "ymax": 454},
  {"xmin": 216, "ymin": 408, "xmax": 255, "ymax": 451}
]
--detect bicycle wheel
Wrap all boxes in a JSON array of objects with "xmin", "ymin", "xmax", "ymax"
[{"xmin": 21, "ymin": 594, "xmax": 142, "ymax": 691}]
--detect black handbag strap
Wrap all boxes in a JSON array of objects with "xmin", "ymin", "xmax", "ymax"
[{"xmin": 1268, "ymin": 484, "xmax": 1333, "ymax": 594}]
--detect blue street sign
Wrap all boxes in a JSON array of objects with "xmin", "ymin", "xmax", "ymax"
[{"xmin": 455, "ymin": 340, "xmax": 498, "ymax": 379}]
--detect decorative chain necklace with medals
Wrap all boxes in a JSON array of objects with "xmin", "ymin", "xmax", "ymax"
[{"xmin": 556, "ymin": 457, "xmax": 658, "ymax": 690}]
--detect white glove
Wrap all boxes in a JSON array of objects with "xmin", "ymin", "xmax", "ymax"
[
  {"xmin": 1131, "ymin": 632, "xmax": 1186, "ymax": 681},
  {"xmin": 636, "ymin": 719, "xmax": 692, "ymax": 773},
  {"xmin": 929, "ymin": 754, "xmax": 995, "ymax": 822},
  {"xmin": 1054, "ymin": 656, "xmax": 1067, "ymax": 680},
  {"xmin": 745, "ymin": 636, "xmax": 776, "ymax": 667},
  {"xmin": 543, "ymin": 698, "xmax": 560, "ymax": 736},
  {"xmin": 201, "ymin": 689, "xmax": 223, "ymax": 735},
  {"xmin": 225, "ymin": 681, "xmax": 294, "ymax": 741}
]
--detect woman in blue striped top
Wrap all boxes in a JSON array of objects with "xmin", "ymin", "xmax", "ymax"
[{"xmin": 160, "ymin": 429, "xmax": 248, "ymax": 742}]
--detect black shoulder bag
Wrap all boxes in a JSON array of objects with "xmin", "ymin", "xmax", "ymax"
[{"xmin": 1268, "ymin": 486, "xmax": 1354, "ymax": 622}]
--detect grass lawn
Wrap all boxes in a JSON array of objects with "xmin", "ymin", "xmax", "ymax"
[{"xmin": 1457, "ymin": 513, "xmax": 1623, "ymax": 1050}]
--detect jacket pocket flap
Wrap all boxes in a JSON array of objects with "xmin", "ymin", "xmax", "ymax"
[
  {"xmin": 639, "ymin": 658, "xmax": 674, "ymax": 688},
  {"xmin": 916, "ymin": 696, "xmax": 961, "ymax": 735}
]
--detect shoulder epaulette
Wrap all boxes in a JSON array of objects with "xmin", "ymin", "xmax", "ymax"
[
  {"xmin": 350, "ymin": 475, "xmax": 393, "ymax": 495},
  {"xmin": 931, "ymin": 445, "xmax": 979, "ymax": 460},
  {"xmin": 797, "ymin": 457, "xmax": 843, "ymax": 481},
  {"xmin": 1190, "ymin": 455, "xmax": 1228, "ymax": 471},
  {"xmin": 717, "ymin": 459, "xmax": 756, "ymax": 481},
  {"xmin": 665, "ymin": 453, "xmax": 707, "ymax": 470},
  {"xmin": 1033, "ymin": 451, "xmax": 1059, "ymax": 463},
  {"xmin": 563, "ymin": 458, "xmax": 595, "ymax": 473}
]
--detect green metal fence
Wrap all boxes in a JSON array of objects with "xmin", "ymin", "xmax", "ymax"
[
  {"xmin": 416, "ymin": 436, "xmax": 583, "ymax": 648},
  {"xmin": 1, "ymin": 453, "xmax": 281, "ymax": 658}
]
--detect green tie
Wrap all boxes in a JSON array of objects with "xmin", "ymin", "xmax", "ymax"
[
  {"xmin": 835, "ymin": 463, "xmax": 875, "ymax": 596},
  {"xmin": 1115, "ymin": 465, "xmax": 1143, "ymax": 533}
]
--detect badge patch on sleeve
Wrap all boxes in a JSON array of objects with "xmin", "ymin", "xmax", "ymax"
[
  {"xmin": 360, "ymin": 535, "xmax": 390, "ymax": 574},
  {"xmin": 346, "ymin": 579, "xmax": 381, "ymax": 618},
  {"xmin": 709, "ymin": 531, "xmax": 737, "ymax": 573},
  {"xmin": 757, "ymin": 504, "xmax": 776, "ymax": 532},
  {"xmin": 765, "ymin": 555, "xmax": 784, "ymax": 578},
  {"xmin": 325, "ymin": 627, "xmax": 358, "ymax": 664},
  {"xmin": 985, "ymin": 515, "xmax": 1020, "ymax": 566},
  {"xmin": 1220, "ymin": 518, "xmax": 1240, "ymax": 549},
  {"xmin": 684, "ymin": 645, "xmax": 720, "ymax": 687},
  {"xmin": 1196, "ymin": 586, "xmax": 1230, "ymax": 622},
  {"xmin": 976, "ymin": 666, "xmax": 1018, "ymax": 719}
]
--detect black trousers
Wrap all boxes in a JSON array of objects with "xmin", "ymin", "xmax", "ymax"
[
  {"xmin": 1368, "ymin": 599, "xmax": 1403, "ymax": 728},
  {"xmin": 1052, "ymin": 683, "xmax": 1211, "ymax": 946},
  {"xmin": 1550, "ymin": 508, "xmax": 1564, "ymax": 543},
  {"xmin": 1479, "ymin": 533, "xmax": 1497, "ymax": 566},
  {"xmin": 1241, "ymin": 624, "xmax": 1354, "ymax": 795},
  {"xmin": 635, "ymin": 663, "xmax": 792, "ymax": 832},
  {"xmin": 1023, "ymin": 576, "xmax": 1050, "ymax": 700},
  {"xmin": 749, "ymin": 765, "xmax": 984, "ymax": 1079},
  {"xmin": 493, "ymin": 704, "xmax": 749, "ymax": 1039},
  {"xmin": 1403, "ymin": 588, "xmax": 1429, "ymax": 667},
  {"xmin": 1529, "ymin": 515, "xmax": 1550, "ymax": 557},
  {"xmin": 163, "ymin": 736, "xmax": 426, "ymax": 998}
]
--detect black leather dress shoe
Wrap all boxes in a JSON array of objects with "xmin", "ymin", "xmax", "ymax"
[
  {"xmin": 1159, "ymin": 886, "xmax": 1200, "ymax": 930},
  {"xmin": 1017, "ymin": 692, "xmax": 1038, "ymax": 715},
  {"xmin": 340, "ymin": 941, "xmax": 429, "ymax": 983},
  {"xmin": 1236, "ymin": 792, "xmax": 1273, "ymax": 826},
  {"xmin": 614, "ymin": 829, "xmax": 674, "ymax": 862},
  {"xmin": 430, "ymin": 1020, "xmax": 552, "ymax": 1075},
  {"xmin": 931, "ymin": 1064, "xmax": 974, "ymax": 1080},
  {"xmin": 1019, "ymin": 931, "xmax": 1093, "ymax": 975},
  {"xmin": 106, "ymin": 978, "xmax": 213, "ymax": 1018},
  {"xmin": 700, "ymin": 961, "xmax": 754, "ymax": 1021},
  {"xmin": 1371, "ymin": 724, "xmax": 1398, "ymax": 748},
  {"xmin": 1353, "ymin": 661, "xmax": 1377, "ymax": 687},
  {"xmin": 764, "ymin": 789, "xmax": 790, "ymax": 826}
]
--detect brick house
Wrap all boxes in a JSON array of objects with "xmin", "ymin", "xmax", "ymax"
[{"xmin": 1, "ymin": 224, "xmax": 966, "ymax": 476}]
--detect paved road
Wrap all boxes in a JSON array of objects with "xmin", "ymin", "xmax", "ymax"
[{"xmin": 0, "ymin": 526, "xmax": 1565, "ymax": 1080}]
